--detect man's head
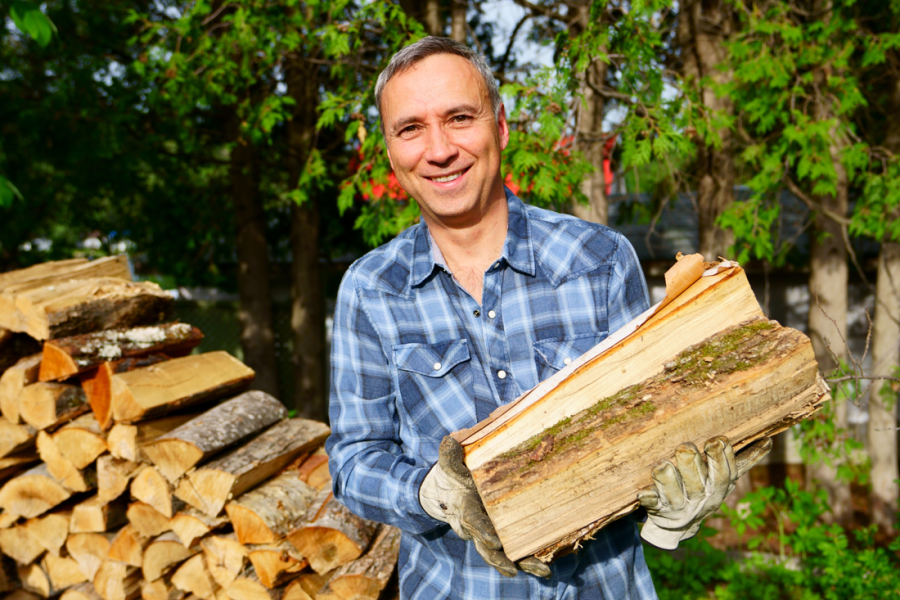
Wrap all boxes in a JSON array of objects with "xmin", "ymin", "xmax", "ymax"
[{"xmin": 376, "ymin": 37, "xmax": 509, "ymax": 229}]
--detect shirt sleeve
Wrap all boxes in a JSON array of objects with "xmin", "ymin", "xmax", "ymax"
[
  {"xmin": 607, "ymin": 233, "xmax": 651, "ymax": 335},
  {"xmin": 325, "ymin": 268, "xmax": 441, "ymax": 535}
]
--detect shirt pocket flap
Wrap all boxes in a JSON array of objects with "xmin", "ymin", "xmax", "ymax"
[
  {"xmin": 393, "ymin": 339, "xmax": 470, "ymax": 378},
  {"xmin": 533, "ymin": 332, "xmax": 608, "ymax": 371}
]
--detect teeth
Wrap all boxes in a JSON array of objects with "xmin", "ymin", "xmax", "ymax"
[{"xmin": 432, "ymin": 172, "xmax": 462, "ymax": 183}]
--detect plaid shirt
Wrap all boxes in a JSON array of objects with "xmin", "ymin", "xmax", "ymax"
[{"xmin": 327, "ymin": 189, "xmax": 658, "ymax": 600}]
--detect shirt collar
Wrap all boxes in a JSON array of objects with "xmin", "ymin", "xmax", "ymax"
[{"xmin": 409, "ymin": 187, "xmax": 535, "ymax": 289}]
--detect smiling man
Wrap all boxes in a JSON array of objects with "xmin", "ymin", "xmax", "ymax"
[{"xmin": 326, "ymin": 36, "xmax": 763, "ymax": 600}]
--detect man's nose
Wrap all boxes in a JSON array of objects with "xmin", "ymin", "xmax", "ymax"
[{"xmin": 423, "ymin": 126, "xmax": 458, "ymax": 164}]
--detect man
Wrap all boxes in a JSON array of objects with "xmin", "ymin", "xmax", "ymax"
[{"xmin": 326, "ymin": 37, "xmax": 768, "ymax": 599}]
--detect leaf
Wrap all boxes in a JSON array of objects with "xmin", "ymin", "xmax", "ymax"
[
  {"xmin": 0, "ymin": 176, "xmax": 24, "ymax": 207},
  {"xmin": 10, "ymin": 1, "xmax": 58, "ymax": 47}
]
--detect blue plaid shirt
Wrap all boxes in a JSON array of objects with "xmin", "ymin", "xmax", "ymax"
[{"xmin": 327, "ymin": 189, "xmax": 658, "ymax": 600}]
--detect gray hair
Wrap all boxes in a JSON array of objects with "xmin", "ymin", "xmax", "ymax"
[{"xmin": 375, "ymin": 36, "xmax": 502, "ymax": 130}]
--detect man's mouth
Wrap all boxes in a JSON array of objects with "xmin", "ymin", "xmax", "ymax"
[{"xmin": 427, "ymin": 167, "xmax": 469, "ymax": 183}]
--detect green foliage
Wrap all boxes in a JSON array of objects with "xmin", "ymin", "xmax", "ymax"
[{"xmin": 8, "ymin": 0, "xmax": 57, "ymax": 47}]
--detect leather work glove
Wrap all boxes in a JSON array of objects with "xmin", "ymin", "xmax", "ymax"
[
  {"xmin": 638, "ymin": 436, "xmax": 773, "ymax": 550},
  {"xmin": 419, "ymin": 436, "xmax": 551, "ymax": 578}
]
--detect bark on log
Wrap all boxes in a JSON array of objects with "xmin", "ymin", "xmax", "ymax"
[
  {"xmin": 66, "ymin": 532, "xmax": 113, "ymax": 581},
  {"xmin": 200, "ymin": 534, "xmax": 247, "ymax": 590},
  {"xmin": 108, "ymin": 524, "xmax": 149, "ymax": 566},
  {"xmin": 61, "ymin": 582, "xmax": 104, "ymax": 600},
  {"xmin": 142, "ymin": 532, "xmax": 198, "ymax": 582},
  {"xmin": 97, "ymin": 455, "xmax": 139, "ymax": 503},
  {"xmin": 39, "ymin": 324, "xmax": 202, "ymax": 382},
  {"xmin": 53, "ymin": 413, "xmax": 107, "ymax": 469},
  {"xmin": 144, "ymin": 391, "xmax": 288, "ymax": 483},
  {"xmin": 0, "ymin": 463, "xmax": 72, "ymax": 518},
  {"xmin": 0, "ymin": 522, "xmax": 45, "ymax": 564},
  {"xmin": 110, "ymin": 352, "xmax": 255, "ymax": 424},
  {"xmin": 247, "ymin": 541, "xmax": 308, "ymax": 589},
  {"xmin": 174, "ymin": 419, "xmax": 329, "ymax": 517},
  {"xmin": 0, "ymin": 450, "xmax": 40, "ymax": 482},
  {"xmin": 1, "ymin": 277, "xmax": 172, "ymax": 341},
  {"xmin": 82, "ymin": 356, "xmax": 174, "ymax": 430},
  {"xmin": 107, "ymin": 415, "xmax": 196, "ymax": 462},
  {"xmin": 19, "ymin": 383, "xmax": 89, "ymax": 431},
  {"xmin": 70, "ymin": 494, "xmax": 126, "ymax": 534},
  {"xmin": 168, "ymin": 508, "xmax": 227, "ymax": 548},
  {"xmin": 171, "ymin": 553, "xmax": 216, "ymax": 599},
  {"xmin": 42, "ymin": 551, "xmax": 87, "ymax": 592},
  {"xmin": 0, "ymin": 416, "xmax": 37, "ymax": 458},
  {"xmin": 0, "ymin": 329, "xmax": 41, "ymax": 377},
  {"xmin": 0, "ymin": 554, "xmax": 21, "ymax": 592},
  {"xmin": 0, "ymin": 353, "xmax": 42, "ymax": 423},
  {"xmin": 126, "ymin": 502, "xmax": 171, "ymax": 538},
  {"xmin": 225, "ymin": 473, "xmax": 319, "ymax": 545},
  {"xmin": 93, "ymin": 559, "xmax": 140, "ymax": 600},
  {"xmin": 467, "ymin": 318, "xmax": 829, "ymax": 561},
  {"xmin": 286, "ymin": 489, "xmax": 376, "ymax": 575},
  {"xmin": 24, "ymin": 509, "xmax": 71, "ymax": 556},
  {"xmin": 315, "ymin": 526, "xmax": 399, "ymax": 600},
  {"xmin": 36, "ymin": 431, "xmax": 96, "ymax": 492}
]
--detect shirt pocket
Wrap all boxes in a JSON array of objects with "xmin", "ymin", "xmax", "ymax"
[
  {"xmin": 532, "ymin": 332, "xmax": 608, "ymax": 383},
  {"xmin": 393, "ymin": 339, "xmax": 475, "ymax": 440}
]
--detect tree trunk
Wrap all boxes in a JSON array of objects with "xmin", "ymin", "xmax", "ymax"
[
  {"xmin": 450, "ymin": 0, "xmax": 466, "ymax": 42},
  {"xmin": 231, "ymin": 131, "xmax": 280, "ymax": 397},
  {"xmin": 285, "ymin": 57, "xmax": 327, "ymax": 421},
  {"xmin": 399, "ymin": 0, "xmax": 442, "ymax": 36},
  {"xmin": 677, "ymin": 0, "xmax": 735, "ymax": 260},
  {"xmin": 571, "ymin": 4, "xmax": 609, "ymax": 226}
]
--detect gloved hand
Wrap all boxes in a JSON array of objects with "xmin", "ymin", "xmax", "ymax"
[
  {"xmin": 638, "ymin": 436, "xmax": 773, "ymax": 550},
  {"xmin": 419, "ymin": 436, "xmax": 551, "ymax": 578}
]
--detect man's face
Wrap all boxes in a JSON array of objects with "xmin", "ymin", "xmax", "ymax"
[{"xmin": 381, "ymin": 53, "xmax": 510, "ymax": 228}]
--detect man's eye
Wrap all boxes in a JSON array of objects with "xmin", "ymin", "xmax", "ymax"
[
  {"xmin": 453, "ymin": 115, "xmax": 471, "ymax": 123},
  {"xmin": 400, "ymin": 125, "xmax": 418, "ymax": 135}
]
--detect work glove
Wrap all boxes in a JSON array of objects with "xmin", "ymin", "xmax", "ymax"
[
  {"xmin": 638, "ymin": 436, "xmax": 773, "ymax": 550},
  {"xmin": 419, "ymin": 436, "xmax": 551, "ymax": 578}
]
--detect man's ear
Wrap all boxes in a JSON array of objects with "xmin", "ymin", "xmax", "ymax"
[
  {"xmin": 385, "ymin": 144, "xmax": 395, "ymax": 171},
  {"xmin": 497, "ymin": 104, "xmax": 510, "ymax": 151}
]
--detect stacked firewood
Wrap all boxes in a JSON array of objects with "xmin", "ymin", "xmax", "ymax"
[{"xmin": 0, "ymin": 257, "xmax": 400, "ymax": 600}]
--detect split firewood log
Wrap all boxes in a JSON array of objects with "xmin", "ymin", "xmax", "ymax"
[
  {"xmin": 19, "ymin": 382, "xmax": 89, "ymax": 431},
  {"xmin": 18, "ymin": 562, "xmax": 53, "ymax": 598},
  {"xmin": 70, "ymin": 494, "xmax": 127, "ymax": 534},
  {"xmin": 61, "ymin": 582, "xmax": 105, "ymax": 600},
  {"xmin": 0, "ymin": 522, "xmax": 45, "ymax": 564},
  {"xmin": 0, "ymin": 354, "xmax": 42, "ymax": 423},
  {"xmin": 315, "ymin": 526, "xmax": 400, "ymax": 600},
  {"xmin": 168, "ymin": 508, "xmax": 227, "ymax": 548},
  {"xmin": 39, "ymin": 323, "xmax": 202, "ymax": 383},
  {"xmin": 108, "ymin": 524, "xmax": 150, "ymax": 567},
  {"xmin": 143, "ymin": 532, "xmax": 198, "ymax": 582},
  {"xmin": 282, "ymin": 572, "xmax": 333, "ymax": 600},
  {"xmin": 144, "ymin": 391, "xmax": 288, "ymax": 483},
  {"xmin": 0, "ymin": 463, "xmax": 72, "ymax": 518},
  {"xmin": 132, "ymin": 465, "xmax": 183, "ymax": 519},
  {"xmin": 52, "ymin": 414, "xmax": 108, "ymax": 469},
  {"xmin": 42, "ymin": 551, "xmax": 88, "ymax": 592},
  {"xmin": 171, "ymin": 553, "xmax": 216, "ymax": 600},
  {"xmin": 81, "ymin": 355, "xmax": 172, "ymax": 430},
  {"xmin": 286, "ymin": 489, "xmax": 376, "ymax": 575},
  {"xmin": 66, "ymin": 532, "xmax": 113, "ymax": 581},
  {"xmin": 0, "ymin": 256, "xmax": 128, "ymax": 291},
  {"xmin": 222, "ymin": 569, "xmax": 304, "ymax": 600},
  {"xmin": 247, "ymin": 541, "xmax": 308, "ymax": 589},
  {"xmin": 0, "ymin": 329, "xmax": 41, "ymax": 378},
  {"xmin": 97, "ymin": 455, "xmax": 139, "ymax": 503},
  {"xmin": 36, "ymin": 431, "xmax": 96, "ymax": 492},
  {"xmin": 225, "ymin": 473, "xmax": 319, "ymax": 545},
  {"xmin": 0, "ymin": 554, "xmax": 20, "ymax": 592},
  {"xmin": 0, "ymin": 416, "xmax": 37, "ymax": 459},
  {"xmin": 295, "ymin": 450, "xmax": 330, "ymax": 491},
  {"xmin": 7, "ymin": 590, "xmax": 43, "ymax": 600},
  {"xmin": 1, "ymin": 277, "xmax": 173, "ymax": 341},
  {"xmin": 109, "ymin": 352, "xmax": 255, "ymax": 424},
  {"xmin": 106, "ymin": 414, "xmax": 197, "ymax": 462},
  {"xmin": 93, "ymin": 559, "xmax": 140, "ymax": 600},
  {"xmin": 0, "ymin": 450, "xmax": 40, "ymax": 483},
  {"xmin": 126, "ymin": 501, "xmax": 171, "ymax": 538},
  {"xmin": 23, "ymin": 509, "xmax": 71, "ymax": 556},
  {"xmin": 174, "ymin": 419, "xmax": 329, "ymax": 518},
  {"xmin": 200, "ymin": 534, "xmax": 246, "ymax": 590},
  {"xmin": 140, "ymin": 577, "xmax": 185, "ymax": 600}
]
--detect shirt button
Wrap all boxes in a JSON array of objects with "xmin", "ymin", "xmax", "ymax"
[
  {"xmin": 493, "ymin": 262, "xmax": 499, "ymax": 269},
  {"xmin": 497, "ymin": 370, "xmax": 507, "ymax": 379},
  {"xmin": 433, "ymin": 362, "xmax": 442, "ymax": 371},
  {"xmin": 488, "ymin": 310, "xmax": 496, "ymax": 319},
  {"xmin": 564, "ymin": 357, "xmax": 572, "ymax": 365},
  {"xmin": 473, "ymin": 310, "xmax": 481, "ymax": 317}
]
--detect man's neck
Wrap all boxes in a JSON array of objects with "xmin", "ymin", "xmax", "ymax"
[{"xmin": 426, "ymin": 196, "xmax": 508, "ymax": 306}]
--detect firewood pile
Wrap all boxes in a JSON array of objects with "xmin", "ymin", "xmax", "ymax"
[{"xmin": 0, "ymin": 257, "xmax": 400, "ymax": 600}]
